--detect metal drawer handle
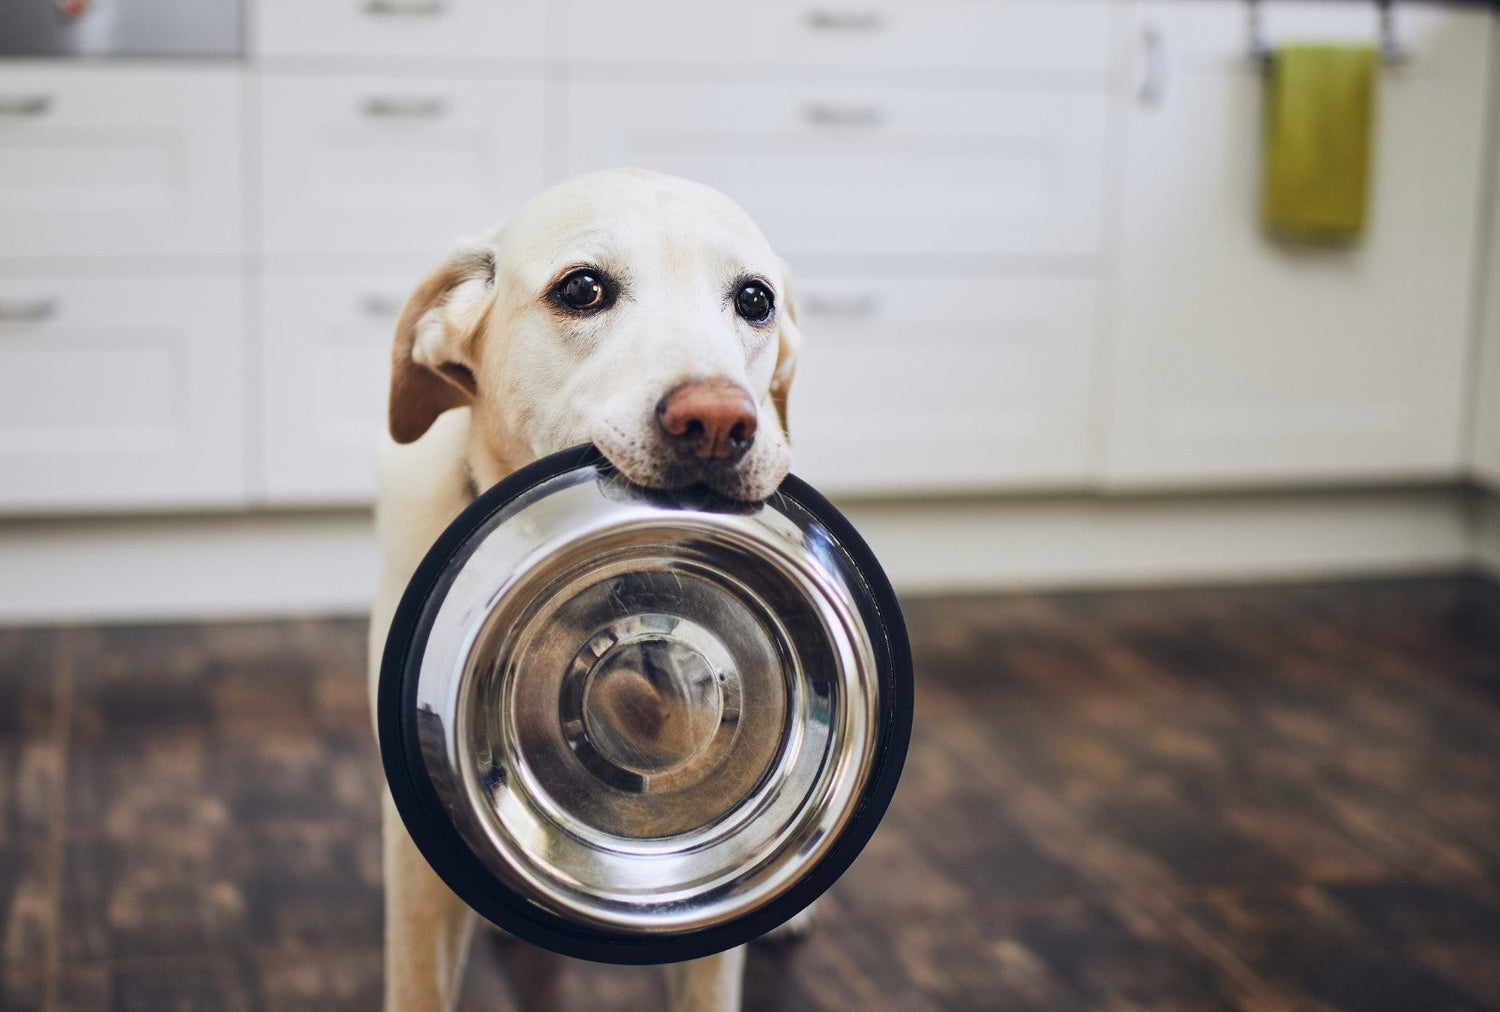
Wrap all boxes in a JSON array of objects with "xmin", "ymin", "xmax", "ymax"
[
  {"xmin": 805, "ymin": 9, "xmax": 885, "ymax": 32},
  {"xmin": 362, "ymin": 95, "xmax": 448, "ymax": 119},
  {"xmin": 1139, "ymin": 24, "xmax": 1166, "ymax": 108},
  {"xmin": 361, "ymin": 294, "xmax": 404, "ymax": 318},
  {"xmin": 803, "ymin": 293, "xmax": 879, "ymax": 318},
  {"xmin": 364, "ymin": 0, "xmax": 445, "ymax": 15},
  {"xmin": 804, "ymin": 102, "xmax": 886, "ymax": 128},
  {"xmin": 0, "ymin": 95, "xmax": 51, "ymax": 117},
  {"xmin": 0, "ymin": 299, "xmax": 57, "ymax": 323}
]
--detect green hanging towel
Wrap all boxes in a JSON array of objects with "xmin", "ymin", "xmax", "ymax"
[{"xmin": 1261, "ymin": 45, "xmax": 1379, "ymax": 242}]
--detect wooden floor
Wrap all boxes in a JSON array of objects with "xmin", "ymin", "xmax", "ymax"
[{"xmin": 2, "ymin": 575, "xmax": 1499, "ymax": 1011}]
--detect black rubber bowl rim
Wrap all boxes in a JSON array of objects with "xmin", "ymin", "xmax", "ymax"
[{"xmin": 377, "ymin": 444, "xmax": 913, "ymax": 965}]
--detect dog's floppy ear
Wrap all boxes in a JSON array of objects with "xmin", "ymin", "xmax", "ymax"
[
  {"xmin": 770, "ymin": 259, "xmax": 801, "ymax": 437},
  {"xmin": 388, "ymin": 241, "xmax": 498, "ymax": 444}
]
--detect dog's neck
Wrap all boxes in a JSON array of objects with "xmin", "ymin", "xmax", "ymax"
[{"xmin": 459, "ymin": 415, "xmax": 531, "ymax": 502}]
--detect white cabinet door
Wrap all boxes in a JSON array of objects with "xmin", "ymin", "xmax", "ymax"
[
  {"xmin": 0, "ymin": 63, "xmax": 243, "ymax": 260},
  {"xmin": 563, "ymin": 81, "xmax": 1110, "ymax": 264},
  {"xmin": 1474, "ymin": 55, "xmax": 1500, "ymax": 492},
  {"xmin": 0, "ymin": 277, "xmax": 246, "ymax": 513},
  {"xmin": 1478, "ymin": 312, "xmax": 1500, "ymax": 490},
  {"xmin": 258, "ymin": 275, "xmax": 405, "ymax": 503},
  {"xmin": 788, "ymin": 275, "xmax": 1098, "ymax": 493},
  {"xmin": 258, "ymin": 74, "xmax": 547, "ymax": 260},
  {"xmin": 560, "ymin": 0, "xmax": 1114, "ymax": 81},
  {"xmin": 1105, "ymin": 2, "xmax": 1492, "ymax": 487},
  {"xmin": 253, "ymin": 0, "xmax": 547, "ymax": 63}
]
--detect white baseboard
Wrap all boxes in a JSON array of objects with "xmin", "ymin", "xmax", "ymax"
[
  {"xmin": 840, "ymin": 486, "xmax": 1475, "ymax": 594},
  {"xmin": 0, "ymin": 486, "xmax": 1487, "ymax": 625},
  {"xmin": 0, "ymin": 511, "xmax": 379, "ymax": 625}
]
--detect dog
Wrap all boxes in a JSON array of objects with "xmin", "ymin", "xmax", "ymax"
[{"xmin": 367, "ymin": 168, "xmax": 803, "ymax": 1012}]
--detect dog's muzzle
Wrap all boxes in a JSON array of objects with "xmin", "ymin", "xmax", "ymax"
[{"xmin": 377, "ymin": 445, "xmax": 911, "ymax": 964}]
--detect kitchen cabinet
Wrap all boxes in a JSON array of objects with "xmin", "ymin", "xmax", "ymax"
[
  {"xmin": 257, "ymin": 275, "xmax": 405, "ymax": 503},
  {"xmin": 563, "ymin": 80, "xmax": 1111, "ymax": 265},
  {"xmin": 254, "ymin": 57, "xmax": 549, "ymax": 501},
  {"xmin": 0, "ymin": 62, "xmax": 247, "ymax": 516},
  {"xmin": 1478, "ymin": 312, "xmax": 1500, "ymax": 490},
  {"xmin": 789, "ymin": 275, "xmax": 1099, "ymax": 491},
  {"xmin": 0, "ymin": 63, "xmax": 242, "ymax": 260},
  {"xmin": 257, "ymin": 73, "xmax": 548, "ymax": 261},
  {"xmin": 3, "ymin": 0, "xmax": 1497, "ymax": 516},
  {"xmin": 0, "ymin": 277, "xmax": 247, "ymax": 513},
  {"xmin": 1474, "ymin": 48, "xmax": 1500, "ymax": 492},
  {"xmin": 561, "ymin": 5, "xmax": 1116, "ymax": 495},
  {"xmin": 1105, "ymin": 1, "xmax": 1492, "ymax": 487}
]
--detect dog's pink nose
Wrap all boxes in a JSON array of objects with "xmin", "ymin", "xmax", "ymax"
[{"xmin": 656, "ymin": 380, "xmax": 758, "ymax": 462}]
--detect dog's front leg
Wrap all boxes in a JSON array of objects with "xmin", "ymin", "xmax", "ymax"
[
  {"xmin": 383, "ymin": 793, "xmax": 476, "ymax": 1012},
  {"xmin": 666, "ymin": 946, "xmax": 747, "ymax": 1012}
]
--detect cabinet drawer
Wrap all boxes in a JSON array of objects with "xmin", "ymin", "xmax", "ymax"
[
  {"xmin": 0, "ymin": 277, "xmax": 246, "ymax": 513},
  {"xmin": 560, "ymin": 0, "xmax": 1113, "ymax": 80},
  {"xmin": 258, "ymin": 74, "xmax": 548, "ymax": 260},
  {"xmin": 258, "ymin": 275, "xmax": 405, "ymax": 503},
  {"xmin": 0, "ymin": 64, "xmax": 243, "ymax": 260},
  {"xmin": 788, "ymin": 275, "xmax": 1098, "ymax": 493},
  {"xmin": 564, "ymin": 82, "xmax": 1110, "ymax": 262},
  {"xmin": 253, "ymin": 0, "xmax": 547, "ymax": 63}
]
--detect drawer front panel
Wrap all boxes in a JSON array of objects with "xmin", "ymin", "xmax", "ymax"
[
  {"xmin": 788, "ymin": 275, "xmax": 1098, "ymax": 493},
  {"xmin": 559, "ymin": 0, "xmax": 1113, "ymax": 80},
  {"xmin": 258, "ymin": 275, "xmax": 408, "ymax": 503},
  {"xmin": 0, "ymin": 65, "xmax": 243, "ymax": 259},
  {"xmin": 258, "ymin": 74, "xmax": 548, "ymax": 259},
  {"xmin": 253, "ymin": 0, "xmax": 547, "ymax": 63},
  {"xmin": 0, "ymin": 278, "xmax": 246, "ymax": 513},
  {"xmin": 564, "ymin": 81, "xmax": 1109, "ymax": 262}
]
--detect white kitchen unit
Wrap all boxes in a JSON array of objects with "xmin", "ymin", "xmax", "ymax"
[
  {"xmin": 1477, "ymin": 301, "xmax": 1500, "ymax": 491},
  {"xmin": 0, "ymin": 60, "xmax": 247, "ymax": 516},
  {"xmin": 1479, "ymin": 354, "xmax": 1500, "ymax": 487},
  {"xmin": 1106, "ymin": 2, "xmax": 1493, "ymax": 487},
  {"xmin": 256, "ymin": 73, "xmax": 548, "ymax": 261},
  {"xmin": 563, "ymin": 81, "xmax": 1112, "ymax": 265},
  {"xmin": 0, "ymin": 63, "xmax": 243, "ymax": 259},
  {"xmin": 252, "ymin": 0, "xmax": 551, "ymax": 503},
  {"xmin": 0, "ymin": 277, "xmax": 247, "ymax": 513},
  {"xmin": 1472, "ymin": 35, "xmax": 1500, "ymax": 493},
  {"xmin": 253, "ymin": 0, "xmax": 548, "ymax": 65},
  {"xmin": 558, "ymin": 0, "xmax": 1113, "ymax": 80},
  {"xmin": 259, "ymin": 276, "xmax": 407, "ymax": 502},
  {"xmin": 790, "ymin": 275, "xmax": 1100, "ymax": 491},
  {"xmin": 6, "ymin": 0, "xmax": 1500, "ymax": 621},
  {"xmin": 560, "ymin": 0, "xmax": 1117, "ymax": 495}
]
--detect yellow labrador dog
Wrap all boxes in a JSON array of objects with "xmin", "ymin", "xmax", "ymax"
[{"xmin": 368, "ymin": 168, "xmax": 802, "ymax": 1012}]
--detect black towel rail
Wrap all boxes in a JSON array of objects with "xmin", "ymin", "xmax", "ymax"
[{"xmin": 1248, "ymin": 0, "xmax": 1407, "ymax": 66}]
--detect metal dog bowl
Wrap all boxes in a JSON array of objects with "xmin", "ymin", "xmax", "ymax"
[{"xmin": 378, "ymin": 445, "xmax": 911, "ymax": 964}]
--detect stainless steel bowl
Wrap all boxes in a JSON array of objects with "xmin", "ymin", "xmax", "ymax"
[{"xmin": 379, "ymin": 445, "xmax": 911, "ymax": 964}]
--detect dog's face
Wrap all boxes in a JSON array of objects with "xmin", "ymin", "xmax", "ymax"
[{"xmin": 388, "ymin": 169, "xmax": 800, "ymax": 502}]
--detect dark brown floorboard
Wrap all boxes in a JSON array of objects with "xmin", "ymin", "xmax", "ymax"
[{"xmin": 2, "ymin": 574, "xmax": 1498, "ymax": 1011}]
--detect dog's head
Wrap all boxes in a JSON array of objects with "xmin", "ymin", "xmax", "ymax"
[{"xmin": 388, "ymin": 169, "xmax": 800, "ymax": 502}]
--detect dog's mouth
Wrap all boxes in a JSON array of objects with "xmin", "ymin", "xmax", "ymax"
[
  {"xmin": 646, "ymin": 457, "xmax": 772, "ymax": 502},
  {"xmin": 592, "ymin": 427, "xmax": 787, "ymax": 505}
]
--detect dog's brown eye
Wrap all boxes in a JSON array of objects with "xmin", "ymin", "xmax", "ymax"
[
  {"xmin": 554, "ymin": 269, "xmax": 612, "ymax": 314},
  {"xmin": 734, "ymin": 281, "xmax": 774, "ymax": 326}
]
